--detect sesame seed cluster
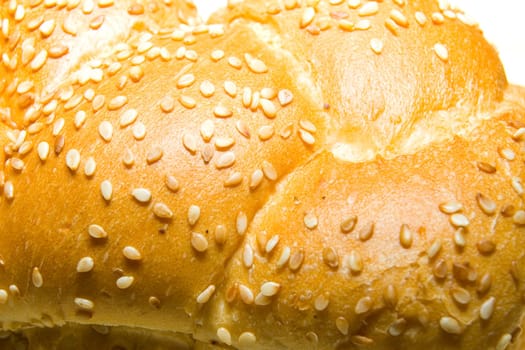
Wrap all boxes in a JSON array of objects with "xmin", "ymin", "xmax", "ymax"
[{"xmin": 0, "ymin": 0, "xmax": 524, "ymax": 349}]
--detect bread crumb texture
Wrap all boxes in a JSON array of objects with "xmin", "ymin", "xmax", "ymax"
[{"xmin": 0, "ymin": 0, "xmax": 525, "ymax": 349}]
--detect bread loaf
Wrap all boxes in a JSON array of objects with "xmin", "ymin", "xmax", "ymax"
[{"xmin": 1, "ymin": 0, "xmax": 524, "ymax": 349}]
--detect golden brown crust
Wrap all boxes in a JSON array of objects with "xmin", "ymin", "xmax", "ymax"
[{"xmin": 0, "ymin": 1, "xmax": 524, "ymax": 349}]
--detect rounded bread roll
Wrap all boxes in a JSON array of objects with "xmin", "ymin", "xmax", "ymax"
[{"xmin": 1, "ymin": 0, "xmax": 525, "ymax": 349}]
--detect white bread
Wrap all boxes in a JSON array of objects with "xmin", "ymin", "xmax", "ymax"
[{"xmin": 1, "ymin": 0, "xmax": 525, "ymax": 349}]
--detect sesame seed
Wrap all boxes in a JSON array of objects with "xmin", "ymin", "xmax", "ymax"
[
  {"xmin": 83, "ymin": 157, "xmax": 97, "ymax": 177},
  {"xmin": 415, "ymin": 11, "xmax": 428, "ymax": 26},
  {"xmin": 477, "ymin": 239, "xmax": 496, "ymax": 255},
  {"xmin": 77, "ymin": 257, "xmax": 94, "ymax": 273},
  {"xmin": 216, "ymin": 152, "xmax": 236, "ymax": 169},
  {"xmin": 108, "ymin": 95, "xmax": 128, "ymax": 110},
  {"xmin": 237, "ymin": 212, "xmax": 248, "ymax": 235},
  {"xmin": 98, "ymin": 121, "xmax": 113, "ymax": 142},
  {"xmin": 258, "ymin": 125, "xmax": 275, "ymax": 141},
  {"xmin": 179, "ymin": 95, "xmax": 196, "ymax": 109},
  {"xmin": 245, "ymin": 53, "xmax": 268, "ymax": 73},
  {"xmin": 243, "ymin": 244, "xmax": 254, "ymax": 268},
  {"xmin": 131, "ymin": 115, "xmax": 147, "ymax": 138},
  {"xmin": 54, "ymin": 135, "xmax": 65, "ymax": 155},
  {"xmin": 277, "ymin": 89, "xmax": 293, "ymax": 107},
  {"xmin": 358, "ymin": 1, "xmax": 379, "ymax": 16},
  {"xmin": 182, "ymin": 133, "xmax": 198, "ymax": 154},
  {"xmin": 199, "ymin": 80, "xmax": 215, "ymax": 97},
  {"xmin": 211, "ymin": 49, "xmax": 224, "ymax": 61},
  {"xmin": 262, "ymin": 160, "xmax": 278, "ymax": 181},
  {"xmin": 340, "ymin": 216, "xmax": 357, "ymax": 233},
  {"xmin": 314, "ymin": 294, "xmax": 329, "ymax": 311},
  {"xmin": 439, "ymin": 201, "xmax": 463, "ymax": 214},
  {"xmin": 153, "ymin": 202, "xmax": 173, "ymax": 219},
  {"xmin": 476, "ymin": 193, "xmax": 497, "ymax": 215},
  {"xmin": 255, "ymin": 293, "xmax": 272, "ymax": 307},
  {"xmin": 427, "ymin": 240, "xmax": 442, "ymax": 259},
  {"xmin": 304, "ymin": 213, "xmax": 318, "ymax": 229},
  {"xmin": 260, "ymin": 88, "xmax": 276, "ymax": 100},
  {"xmin": 431, "ymin": 12, "xmax": 445, "ymax": 24},
  {"xmin": 0, "ymin": 290, "xmax": 7, "ymax": 304},
  {"xmin": 66, "ymin": 149, "xmax": 81, "ymax": 171},
  {"xmin": 249, "ymin": 169, "xmax": 264, "ymax": 190},
  {"xmin": 348, "ymin": 250, "xmax": 363, "ymax": 273},
  {"xmin": 370, "ymin": 38, "xmax": 383, "ymax": 54},
  {"xmin": 146, "ymin": 147, "xmax": 163, "ymax": 164},
  {"xmin": 499, "ymin": 148, "xmax": 516, "ymax": 161},
  {"xmin": 188, "ymin": 205, "xmax": 201, "ymax": 226},
  {"xmin": 336, "ymin": 316, "xmax": 349, "ymax": 335},
  {"xmin": 196, "ymin": 285, "xmax": 216, "ymax": 304},
  {"xmin": 215, "ymin": 225, "xmax": 227, "ymax": 245},
  {"xmin": 433, "ymin": 259, "xmax": 447, "ymax": 279},
  {"xmin": 355, "ymin": 296, "xmax": 372, "ymax": 314},
  {"xmin": 259, "ymin": 282, "xmax": 280, "ymax": 297},
  {"xmin": 338, "ymin": 19, "xmax": 355, "ymax": 31},
  {"xmin": 10, "ymin": 158, "xmax": 25, "ymax": 172},
  {"xmin": 299, "ymin": 129, "xmax": 315, "ymax": 145},
  {"xmin": 3, "ymin": 181, "xmax": 13, "ymax": 200},
  {"xmin": 277, "ymin": 246, "xmax": 291, "ymax": 268},
  {"xmin": 450, "ymin": 213, "xmax": 469, "ymax": 227},
  {"xmin": 213, "ymin": 104, "xmax": 233, "ymax": 118},
  {"xmin": 497, "ymin": 334, "xmax": 512, "ymax": 350},
  {"xmin": 88, "ymin": 224, "xmax": 107, "ymax": 239},
  {"xmin": 454, "ymin": 229, "xmax": 466, "ymax": 248},
  {"xmin": 512, "ymin": 177, "xmax": 524, "ymax": 195},
  {"xmin": 98, "ymin": 0, "xmax": 114, "ymax": 7},
  {"xmin": 122, "ymin": 149, "xmax": 135, "ymax": 167},
  {"xmin": 250, "ymin": 92, "xmax": 260, "ymax": 111},
  {"xmin": 477, "ymin": 161, "xmax": 496, "ymax": 174},
  {"xmin": 8, "ymin": 285, "xmax": 19, "ymax": 296},
  {"xmin": 217, "ymin": 327, "xmax": 232, "ymax": 346},
  {"xmin": 100, "ymin": 180, "xmax": 113, "ymax": 201},
  {"xmin": 30, "ymin": 49, "xmax": 47, "ymax": 71},
  {"xmin": 32, "ymin": 267, "xmax": 43, "ymax": 288},
  {"xmin": 348, "ymin": 0, "xmax": 361, "ymax": 8},
  {"xmin": 165, "ymin": 175, "xmax": 180, "ymax": 192},
  {"xmin": 388, "ymin": 319, "xmax": 407, "ymax": 336},
  {"xmin": 118, "ymin": 109, "xmax": 138, "ymax": 128},
  {"xmin": 236, "ymin": 120, "xmax": 251, "ymax": 139},
  {"xmin": 239, "ymin": 284, "xmax": 254, "ymax": 304},
  {"xmin": 224, "ymin": 172, "xmax": 243, "ymax": 187},
  {"xmin": 132, "ymin": 188, "xmax": 152, "ymax": 203},
  {"xmin": 390, "ymin": 9, "xmax": 409, "ymax": 27},
  {"xmin": 74, "ymin": 111, "xmax": 87, "ymax": 129},
  {"xmin": 300, "ymin": 7, "xmax": 316, "ymax": 28},
  {"xmin": 384, "ymin": 285, "xmax": 398, "ymax": 307},
  {"xmin": 289, "ymin": 250, "xmax": 304, "ymax": 271},
  {"xmin": 399, "ymin": 224, "xmax": 413, "ymax": 248},
  {"xmin": 451, "ymin": 286, "xmax": 471, "ymax": 305},
  {"xmin": 177, "ymin": 74, "xmax": 195, "ymax": 89},
  {"xmin": 259, "ymin": 98, "xmax": 277, "ymax": 118},
  {"xmin": 359, "ymin": 222, "xmax": 374, "ymax": 241},
  {"xmin": 123, "ymin": 246, "xmax": 142, "ymax": 261},
  {"xmin": 191, "ymin": 232, "xmax": 208, "ymax": 253},
  {"xmin": 433, "ymin": 43, "xmax": 449, "ymax": 62},
  {"xmin": 74, "ymin": 297, "xmax": 94, "ymax": 311},
  {"xmin": 53, "ymin": 118, "xmax": 65, "ymax": 136},
  {"xmin": 215, "ymin": 137, "xmax": 235, "ymax": 150},
  {"xmin": 323, "ymin": 247, "xmax": 339, "ymax": 268},
  {"xmin": 439, "ymin": 316, "xmax": 462, "ymax": 334},
  {"xmin": 513, "ymin": 210, "xmax": 525, "ymax": 225},
  {"xmin": 228, "ymin": 56, "xmax": 242, "ymax": 69},
  {"xmin": 116, "ymin": 276, "xmax": 134, "ymax": 289},
  {"xmin": 479, "ymin": 296, "xmax": 495, "ymax": 320}
]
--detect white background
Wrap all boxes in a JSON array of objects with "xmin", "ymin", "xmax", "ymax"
[{"xmin": 193, "ymin": 0, "xmax": 525, "ymax": 86}]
